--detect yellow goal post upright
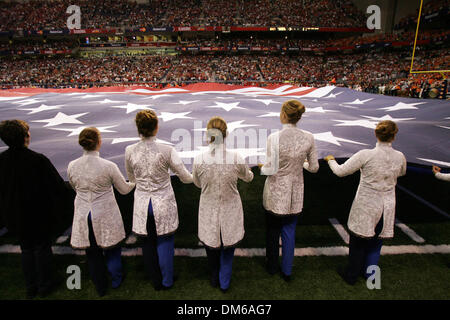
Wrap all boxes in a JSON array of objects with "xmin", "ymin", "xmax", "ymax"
[{"xmin": 409, "ymin": 0, "xmax": 449, "ymax": 79}]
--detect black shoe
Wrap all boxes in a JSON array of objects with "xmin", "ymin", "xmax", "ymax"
[
  {"xmin": 266, "ymin": 264, "xmax": 280, "ymax": 276},
  {"xmin": 220, "ymin": 287, "xmax": 229, "ymax": 293},
  {"xmin": 97, "ymin": 288, "xmax": 107, "ymax": 297},
  {"xmin": 281, "ymin": 273, "xmax": 292, "ymax": 283},
  {"xmin": 26, "ymin": 287, "xmax": 38, "ymax": 299},
  {"xmin": 337, "ymin": 267, "xmax": 357, "ymax": 286},
  {"xmin": 112, "ymin": 274, "xmax": 125, "ymax": 289}
]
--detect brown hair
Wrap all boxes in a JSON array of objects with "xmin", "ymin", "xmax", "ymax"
[
  {"xmin": 375, "ymin": 120, "xmax": 398, "ymax": 142},
  {"xmin": 282, "ymin": 100, "xmax": 305, "ymax": 124},
  {"xmin": 79, "ymin": 127, "xmax": 100, "ymax": 151},
  {"xmin": 135, "ymin": 110, "xmax": 158, "ymax": 137},
  {"xmin": 207, "ymin": 116, "xmax": 227, "ymax": 143},
  {"xmin": 0, "ymin": 119, "xmax": 29, "ymax": 147}
]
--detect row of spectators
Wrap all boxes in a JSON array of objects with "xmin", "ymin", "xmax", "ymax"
[
  {"xmin": 2, "ymin": 28, "xmax": 448, "ymax": 56},
  {"xmin": 395, "ymin": 0, "xmax": 449, "ymax": 30},
  {"xmin": 1, "ymin": 47, "xmax": 448, "ymax": 98},
  {"xmin": 0, "ymin": 0, "xmax": 366, "ymax": 30},
  {"xmin": 0, "ymin": 55, "xmax": 172, "ymax": 86},
  {"xmin": 0, "ymin": 40, "xmax": 76, "ymax": 52}
]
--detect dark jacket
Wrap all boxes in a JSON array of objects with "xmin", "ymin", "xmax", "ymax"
[{"xmin": 0, "ymin": 146, "xmax": 70, "ymax": 241}]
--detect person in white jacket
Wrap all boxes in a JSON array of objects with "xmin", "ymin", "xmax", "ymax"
[
  {"xmin": 125, "ymin": 110, "xmax": 193, "ymax": 290},
  {"xmin": 193, "ymin": 116, "xmax": 254, "ymax": 292},
  {"xmin": 432, "ymin": 165, "xmax": 450, "ymax": 181},
  {"xmin": 68, "ymin": 127, "xmax": 135, "ymax": 296},
  {"xmin": 259, "ymin": 100, "xmax": 319, "ymax": 282},
  {"xmin": 324, "ymin": 120, "xmax": 406, "ymax": 285}
]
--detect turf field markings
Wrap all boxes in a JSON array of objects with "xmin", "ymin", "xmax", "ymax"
[
  {"xmin": 328, "ymin": 218, "xmax": 350, "ymax": 244},
  {"xmin": 0, "ymin": 227, "xmax": 8, "ymax": 237},
  {"xmin": 397, "ymin": 184, "xmax": 450, "ymax": 219},
  {"xmin": 2, "ymin": 244, "xmax": 450, "ymax": 256},
  {"xmin": 56, "ymin": 227, "xmax": 72, "ymax": 244},
  {"xmin": 395, "ymin": 219, "xmax": 425, "ymax": 243}
]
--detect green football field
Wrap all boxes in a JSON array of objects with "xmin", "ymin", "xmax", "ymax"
[{"xmin": 0, "ymin": 161, "xmax": 449, "ymax": 300}]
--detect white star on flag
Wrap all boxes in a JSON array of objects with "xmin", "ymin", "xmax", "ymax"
[
  {"xmin": 257, "ymin": 112, "xmax": 280, "ymax": 118},
  {"xmin": 361, "ymin": 114, "xmax": 415, "ymax": 122},
  {"xmin": 250, "ymin": 99, "xmax": 278, "ymax": 106},
  {"xmin": 50, "ymin": 125, "xmax": 117, "ymax": 137},
  {"xmin": 111, "ymin": 103, "xmax": 153, "ymax": 114},
  {"xmin": 20, "ymin": 104, "xmax": 65, "ymax": 114},
  {"xmin": 307, "ymin": 107, "xmax": 337, "ymax": 113},
  {"xmin": 174, "ymin": 100, "xmax": 200, "ymax": 105},
  {"xmin": 32, "ymin": 112, "xmax": 89, "ymax": 127},
  {"xmin": 12, "ymin": 98, "xmax": 44, "ymax": 106},
  {"xmin": 313, "ymin": 131, "xmax": 368, "ymax": 146},
  {"xmin": 343, "ymin": 98, "xmax": 374, "ymax": 105},
  {"xmin": 333, "ymin": 119, "xmax": 377, "ymax": 129},
  {"xmin": 379, "ymin": 102, "xmax": 426, "ymax": 112},
  {"xmin": 159, "ymin": 111, "xmax": 194, "ymax": 122},
  {"xmin": 323, "ymin": 92, "xmax": 343, "ymax": 99},
  {"xmin": 206, "ymin": 102, "xmax": 244, "ymax": 112}
]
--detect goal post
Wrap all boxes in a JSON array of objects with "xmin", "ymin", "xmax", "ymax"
[{"xmin": 409, "ymin": 0, "xmax": 449, "ymax": 78}]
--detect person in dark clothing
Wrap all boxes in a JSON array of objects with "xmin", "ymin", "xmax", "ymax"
[{"xmin": 0, "ymin": 119, "xmax": 70, "ymax": 298}]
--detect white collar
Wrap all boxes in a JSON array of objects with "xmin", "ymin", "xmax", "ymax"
[
  {"xmin": 282, "ymin": 123, "xmax": 297, "ymax": 129},
  {"xmin": 83, "ymin": 150, "xmax": 100, "ymax": 157}
]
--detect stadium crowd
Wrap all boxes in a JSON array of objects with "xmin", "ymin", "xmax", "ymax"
[
  {"xmin": 1, "ymin": 46, "xmax": 448, "ymax": 99},
  {"xmin": 0, "ymin": 0, "xmax": 366, "ymax": 30},
  {"xmin": 395, "ymin": 0, "xmax": 449, "ymax": 30}
]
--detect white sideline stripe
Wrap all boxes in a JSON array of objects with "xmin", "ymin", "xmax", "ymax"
[
  {"xmin": 328, "ymin": 218, "xmax": 350, "ymax": 244},
  {"xmin": 1, "ymin": 244, "xmax": 449, "ymax": 256},
  {"xmin": 0, "ymin": 227, "xmax": 8, "ymax": 237},
  {"xmin": 397, "ymin": 184, "xmax": 450, "ymax": 219},
  {"xmin": 395, "ymin": 219, "xmax": 425, "ymax": 243},
  {"xmin": 55, "ymin": 227, "xmax": 72, "ymax": 244}
]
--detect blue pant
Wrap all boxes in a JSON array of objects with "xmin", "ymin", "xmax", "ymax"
[
  {"xmin": 205, "ymin": 246, "xmax": 235, "ymax": 290},
  {"xmin": 345, "ymin": 216, "xmax": 384, "ymax": 283},
  {"xmin": 142, "ymin": 200, "xmax": 174, "ymax": 288},
  {"xmin": 86, "ymin": 213, "xmax": 123, "ymax": 294},
  {"xmin": 266, "ymin": 211, "xmax": 298, "ymax": 276}
]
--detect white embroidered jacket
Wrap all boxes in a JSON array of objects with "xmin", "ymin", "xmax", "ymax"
[
  {"xmin": 328, "ymin": 142, "xmax": 407, "ymax": 238},
  {"xmin": 125, "ymin": 136, "xmax": 193, "ymax": 236},
  {"xmin": 193, "ymin": 144, "xmax": 254, "ymax": 248},
  {"xmin": 435, "ymin": 172, "xmax": 450, "ymax": 182},
  {"xmin": 68, "ymin": 151, "xmax": 135, "ymax": 249},
  {"xmin": 261, "ymin": 123, "xmax": 319, "ymax": 215}
]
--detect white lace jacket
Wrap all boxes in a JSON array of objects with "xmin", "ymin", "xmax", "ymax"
[
  {"xmin": 328, "ymin": 142, "xmax": 407, "ymax": 238},
  {"xmin": 125, "ymin": 136, "xmax": 193, "ymax": 236},
  {"xmin": 261, "ymin": 123, "xmax": 319, "ymax": 215},
  {"xmin": 193, "ymin": 144, "xmax": 254, "ymax": 248},
  {"xmin": 435, "ymin": 172, "xmax": 450, "ymax": 182},
  {"xmin": 68, "ymin": 151, "xmax": 135, "ymax": 249}
]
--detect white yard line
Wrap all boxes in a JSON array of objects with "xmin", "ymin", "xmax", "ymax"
[
  {"xmin": 395, "ymin": 219, "xmax": 425, "ymax": 243},
  {"xmin": 1, "ymin": 244, "xmax": 449, "ymax": 256},
  {"xmin": 397, "ymin": 184, "xmax": 450, "ymax": 219},
  {"xmin": 328, "ymin": 218, "xmax": 350, "ymax": 244},
  {"xmin": 0, "ymin": 227, "xmax": 8, "ymax": 237},
  {"xmin": 55, "ymin": 227, "xmax": 72, "ymax": 244}
]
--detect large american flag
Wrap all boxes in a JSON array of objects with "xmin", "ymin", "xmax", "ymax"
[{"xmin": 1, "ymin": 83, "xmax": 449, "ymax": 179}]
